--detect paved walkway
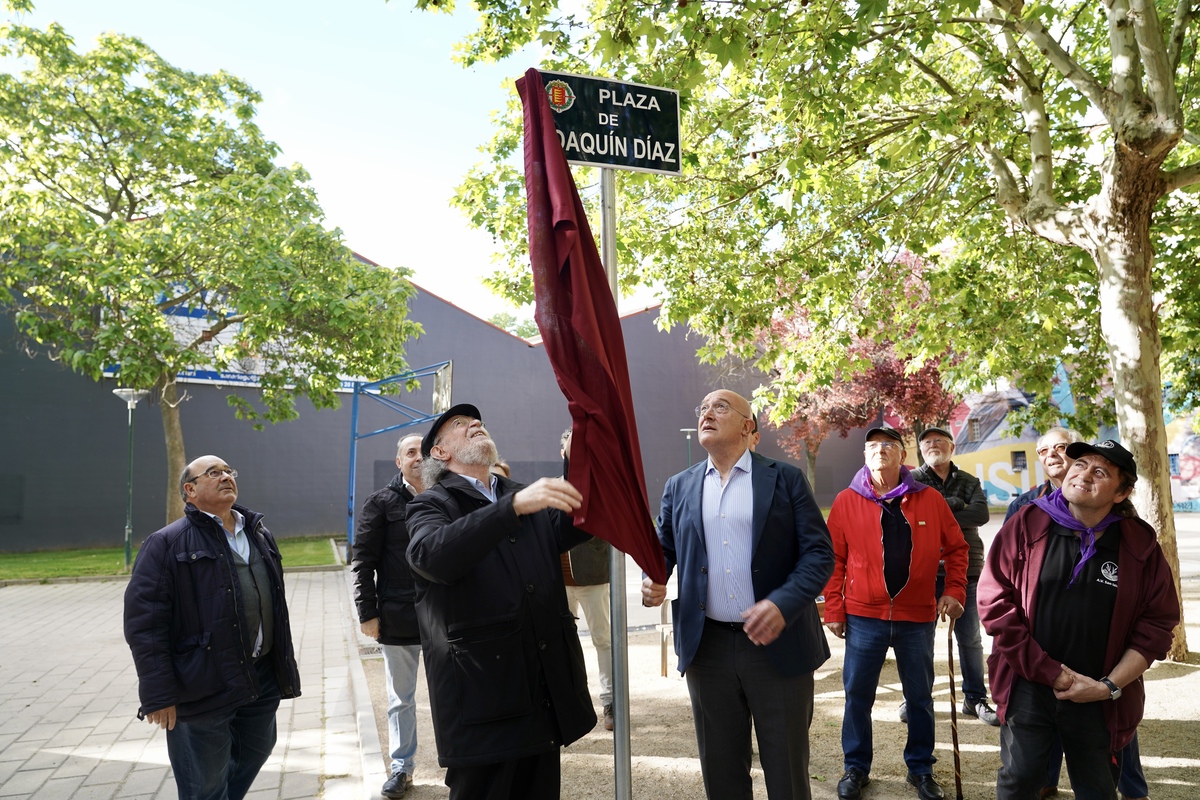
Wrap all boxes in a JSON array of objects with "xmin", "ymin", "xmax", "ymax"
[
  {"xmin": 0, "ymin": 569, "xmax": 362, "ymax": 800},
  {"xmin": 1, "ymin": 514, "xmax": 1198, "ymax": 799}
]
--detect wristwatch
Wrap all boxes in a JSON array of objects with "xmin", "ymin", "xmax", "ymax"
[{"xmin": 1100, "ymin": 676, "xmax": 1122, "ymax": 700}]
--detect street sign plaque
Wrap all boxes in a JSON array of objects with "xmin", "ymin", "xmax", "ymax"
[{"xmin": 538, "ymin": 70, "xmax": 681, "ymax": 176}]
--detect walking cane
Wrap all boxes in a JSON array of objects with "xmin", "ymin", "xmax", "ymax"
[{"xmin": 946, "ymin": 623, "xmax": 965, "ymax": 800}]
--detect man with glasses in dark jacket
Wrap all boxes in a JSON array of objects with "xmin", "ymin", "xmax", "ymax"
[
  {"xmin": 352, "ymin": 433, "xmax": 426, "ymax": 798},
  {"xmin": 125, "ymin": 455, "xmax": 300, "ymax": 800}
]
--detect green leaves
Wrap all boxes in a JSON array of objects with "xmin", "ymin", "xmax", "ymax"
[{"xmin": 0, "ymin": 16, "xmax": 420, "ymax": 427}]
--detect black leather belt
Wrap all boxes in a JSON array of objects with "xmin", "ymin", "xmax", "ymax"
[{"xmin": 704, "ymin": 618, "xmax": 744, "ymax": 630}]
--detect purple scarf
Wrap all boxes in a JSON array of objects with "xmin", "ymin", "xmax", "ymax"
[
  {"xmin": 1032, "ymin": 489, "xmax": 1122, "ymax": 586},
  {"xmin": 849, "ymin": 465, "xmax": 927, "ymax": 512}
]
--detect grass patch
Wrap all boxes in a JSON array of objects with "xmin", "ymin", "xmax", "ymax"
[{"xmin": 0, "ymin": 536, "xmax": 338, "ymax": 580}]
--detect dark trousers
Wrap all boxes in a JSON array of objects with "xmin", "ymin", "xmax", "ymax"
[
  {"xmin": 1043, "ymin": 732, "xmax": 1147, "ymax": 796},
  {"xmin": 444, "ymin": 749, "xmax": 560, "ymax": 800},
  {"xmin": 997, "ymin": 678, "xmax": 1118, "ymax": 800},
  {"xmin": 165, "ymin": 658, "xmax": 281, "ymax": 800},
  {"xmin": 684, "ymin": 620, "xmax": 815, "ymax": 800}
]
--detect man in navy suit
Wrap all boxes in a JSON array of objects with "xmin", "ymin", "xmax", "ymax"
[{"xmin": 642, "ymin": 389, "xmax": 834, "ymax": 800}]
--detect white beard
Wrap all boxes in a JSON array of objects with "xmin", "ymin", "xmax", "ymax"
[{"xmin": 457, "ymin": 436, "xmax": 499, "ymax": 468}]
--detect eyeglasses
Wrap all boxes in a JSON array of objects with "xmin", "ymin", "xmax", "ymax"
[
  {"xmin": 865, "ymin": 441, "xmax": 901, "ymax": 452},
  {"xmin": 1036, "ymin": 443, "xmax": 1069, "ymax": 457},
  {"xmin": 695, "ymin": 401, "xmax": 750, "ymax": 419},
  {"xmin": 186, "ymin": 467, "xmax": 238, "ymax": 483}
]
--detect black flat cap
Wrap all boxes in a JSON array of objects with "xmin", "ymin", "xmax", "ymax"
[
  {"xmin": 919, "ymin": 426, "xmax": 953, "ymax": 443},
  {"xmin": 421, "ymin": 403, "xmax": 482, "ymax": 457}
]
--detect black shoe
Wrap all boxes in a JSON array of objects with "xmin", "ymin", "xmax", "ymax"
[
  {"xmin": 907, "ymin": 772, "xmax": 944, "ymax": 800},
  {"xmin": 382, "ymin": 772, "xmax": 412, "ymax": 799},
  {"xmin": 898, "ymin": 701, "xmax": 908, "ymax": 723},
  {"xmin": 962, "ymin": 698, "xmax": 1001, "ymax": 726},
  {"xmin": 837, "ymin": 767, "xmax": 870, "ymax": 800}
]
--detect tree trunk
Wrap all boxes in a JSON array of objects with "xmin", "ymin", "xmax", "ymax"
[
  {"xmin": 1092, "ymin": 186, "xmax": 1187, "ymax": 660},
  {"xmin": 805, "ymin": 445, "xmax": 819, "ymax": 495},
  {"xmin": 160, "ymin": 377, "xmax": 187, "ymax": 524}
]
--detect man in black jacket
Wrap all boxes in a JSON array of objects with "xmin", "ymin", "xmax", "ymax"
[
  {"xmin": 352, "ymin": 432, "xmax": 425, "ymax": 798},
  {"xmin": 406, "ymin": 404, "xmax": 596, "ymax": 800},
  {"xmin": 911, "ymin": 427, "xmax": 998, "ymax": 726},
  {"xmin": 124, "ymin": 455, "xmax": 300, "ymax": 800}
]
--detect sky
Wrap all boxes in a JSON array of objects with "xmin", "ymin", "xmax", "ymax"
[{"xmin": 6, "ymin": 0, "xmax": 568, "ymax": 320}]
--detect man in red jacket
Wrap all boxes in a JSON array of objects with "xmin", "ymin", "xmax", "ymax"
[
  {"xmin": 978, "ymin": 440, "xmax": 1179, "ymax": 800},
  {"xmin": 824, "ymin": 425, "xmax": 969, "ymax": 800}
]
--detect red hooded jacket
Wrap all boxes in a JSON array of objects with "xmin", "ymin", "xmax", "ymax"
[{"xmin": 823, "ymin": 467, "xmax": 969, "ymax": 624}]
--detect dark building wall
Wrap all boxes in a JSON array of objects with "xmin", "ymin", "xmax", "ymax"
[{"xmin": 0, "ymin": 286, "xmax": 861, "ymax": 552}]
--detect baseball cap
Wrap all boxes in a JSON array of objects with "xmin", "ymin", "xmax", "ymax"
[
  {"xmin": 1064, "ymin": 440, "xmax": 1136, "ymax": 475},
  {"xmin": 865, "ymin": 425, "xmax": 904, "ymax": 444}
]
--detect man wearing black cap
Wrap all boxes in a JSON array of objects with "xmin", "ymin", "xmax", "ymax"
[
  {"xmin": 979, "ymin": 440, "xmax": 1179, "ymax": 800},
  {"xmin": 824, "ymin": 425, "xmax": 969, "ymax": 800},
  {"xmin": 404, "ymin": 404, "xmax": 597, "ymax": 800},
  {"xmin": 909, "ymin": 426, "xmax": 999, "ymax": 726}
]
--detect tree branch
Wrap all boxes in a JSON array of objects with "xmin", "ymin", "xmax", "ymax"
[
  {"xmin": 1166, "ymin": 0, "xmax": 1194, "ymax": 72},
  {"xmin": 981, "ymin": 3, "xmax": 1056, "ymax": 204},
  {"xmin": 182, "ymin": 314, "xmax": 248, "ymax": 352},
  {"xmin": 986, "ymin": 0, "xmax": 1116, "ymax": 119},
  {"xmin": 1161, "ymin": 161, "xmax": 1200, "ymax": 193},
  {"xmin": 1128, "ymin": 0, "xmax": 1178, "ymax": 113}
]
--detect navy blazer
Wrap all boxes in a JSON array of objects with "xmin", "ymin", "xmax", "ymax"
[{"xmin": 658, "ymin": 450, "xmax": 834, "ymax": 675}]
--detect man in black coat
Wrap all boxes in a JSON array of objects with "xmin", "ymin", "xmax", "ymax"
[
  {"xmin": 406, "ymin": 404, "xmax": 596, "ymax": 800},
  {"xmin": 124, "ymin": 455, "xmax": 300, "ymax": 800},
  {"xmin": 351, "ymin": 432, "xmax": 425, "ymax": 798}
]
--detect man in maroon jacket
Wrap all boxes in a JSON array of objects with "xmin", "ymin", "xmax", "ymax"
[{"xmin": 979, "ymin": 440, "xmax": 1179, "ymax": 800}]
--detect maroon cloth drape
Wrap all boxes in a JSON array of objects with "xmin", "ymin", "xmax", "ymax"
[{"xmin": 517, "ymin": 68, "xmax": 666, "ymax": 584}]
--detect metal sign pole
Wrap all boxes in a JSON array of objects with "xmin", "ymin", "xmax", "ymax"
[{"xmin": 601, "ymin": 166, "xmax": 632, "ymax": 800}]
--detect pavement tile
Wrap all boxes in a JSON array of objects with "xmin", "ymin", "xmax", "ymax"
[
  {"xmin": 27, "ymin": 774, "xmax": 86, "ymax": 800},
  {"xmin": 0, "ymin": 767, "xmax": 55, "ymax": 797},
  {"xmin": 65, "ymin": 784, "xmax": 121, "ymax": 800},
  {"xmin": 0, "ymin": 573, "xmax": 366, "ymax": 800},
  {"xmin": 120, "ymin": 766, "xmax": 170, "ymax": 795}
]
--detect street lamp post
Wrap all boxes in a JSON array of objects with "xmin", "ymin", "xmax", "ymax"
[
  {"xmin": 680, "ymin": 428, "xmax": 697, "ymax": 468},
  {"xmin": 113, "ymin": 388, "xmax": 150, "ymax": 570}
]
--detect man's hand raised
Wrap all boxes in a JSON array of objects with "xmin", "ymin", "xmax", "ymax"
[{"xmin": 512, "ymin": 478, "xmax": 582, "ymax": 517}]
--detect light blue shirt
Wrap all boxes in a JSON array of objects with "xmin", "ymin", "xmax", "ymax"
[
  {"xmin": 702, "ymin": 448, "xmax": 756, "ymax": 623},
  {"xmin": 202, "ymin": 508, "xmax": 249, "ymax": 562},
  {"xmin": 463, "ymin": 473, "xmax": 498, "ymax": 503},
  {"xmin": 200, "ymin": 508, "xmax": 262, "ymax": 655}
]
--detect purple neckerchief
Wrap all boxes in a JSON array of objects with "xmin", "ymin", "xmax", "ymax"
[
  {"xmin": 1032, "ymin": 489, "xmax": 1123, "ymax": 586},
  {"xmin": 849, "ymin": 465, "xmax": 927, "ymax": 513}
]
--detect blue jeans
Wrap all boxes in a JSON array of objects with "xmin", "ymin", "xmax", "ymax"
[
  {"xmin": 166, "ymin": 658, "xmax": 281, "ymax": 800},
  {"xmin": 936, "ymin": 575, "xmax": 987, "ymax": 704},
  {"xmin": 841, "ymin": 615, "xmax": 937, "ymax": 776},
  {"xmin": 382, "ymin": 643, "xmax": 421, "ymax": 776}
]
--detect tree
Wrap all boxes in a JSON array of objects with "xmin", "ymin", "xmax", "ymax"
[
  {"xmin": 0, "ymin": 8, "xmax": 421, "ymax": 522},
  {"xmin": 771, "ymin": 328, "xmax": 960, "ymax": 488},
  {"xmin": 487, "ymin": 311, "xmax": 540, "ymax": 339},
  {"xmin": 425, "ymin": 0, "xmax": 1197, "ymax": 658}
]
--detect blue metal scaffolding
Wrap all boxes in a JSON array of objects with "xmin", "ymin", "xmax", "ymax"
[{"xmin": 346, "ymin": 361, "xmax": 451, "ymax": 549}]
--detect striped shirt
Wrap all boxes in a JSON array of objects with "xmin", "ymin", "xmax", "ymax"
[{"xmin": 702, "ymin": 448, "xmax": 755, "ymax": 622}]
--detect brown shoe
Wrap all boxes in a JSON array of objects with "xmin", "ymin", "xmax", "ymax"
[
  {"xmin": 1039, "ymin": 788, "xmax": 1058, "ymax": 799},
  {"xmin": 603, "ymin": 704, "xmax": 614, "ymax": 731}
]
